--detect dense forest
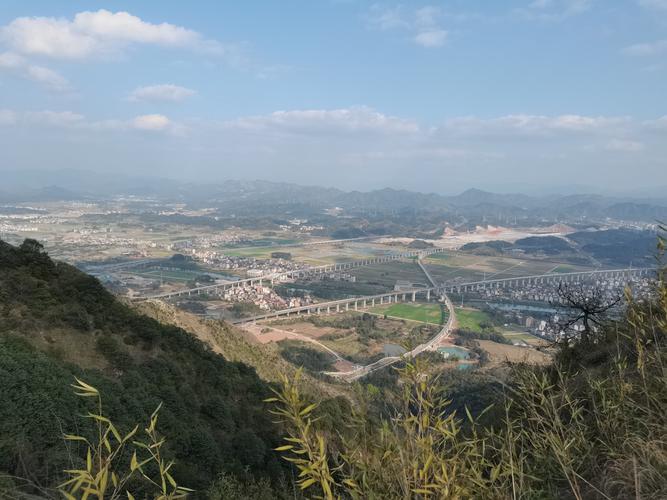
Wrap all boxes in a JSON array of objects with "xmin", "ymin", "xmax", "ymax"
[{"xmin": 0, "ymin": 239, "xmax": 287, "ymax": 496}]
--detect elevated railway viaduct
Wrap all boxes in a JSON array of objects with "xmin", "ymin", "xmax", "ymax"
[{"xmin": 231, "ymin": 267, "xmax": 653, "ymax": 325}]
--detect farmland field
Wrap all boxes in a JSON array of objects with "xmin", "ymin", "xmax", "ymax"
[
  {"xmin": 222, "ymin": 241, "xmax": 407, "ymax": 266},
  {"xmin": 370, "ymin": 302, "xmax": 443, "ymax": 325},
  {"xmin": 424, "ymin": 252, "xmax": 593, "ymax": 284},
  {"xmin": 349, "ymin": 260, "xmax": 428, "ymax": 287},
  {"xmin": 454, "ymin": 307, "xmax": 494, "ymax": 332}
]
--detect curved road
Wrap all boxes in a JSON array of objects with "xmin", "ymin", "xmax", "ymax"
[
  {"xmin": 322, "ymin": 257, "xmax": 455, "ymax": 381},
  {"xmin": 322, "ymin": 292, "xmax": 456, "ymax": 381}
]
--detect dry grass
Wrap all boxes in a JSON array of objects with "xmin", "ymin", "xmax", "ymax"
[{"xmin": 136, "ymin": 300, "xmax": 349, "ymax": 399}]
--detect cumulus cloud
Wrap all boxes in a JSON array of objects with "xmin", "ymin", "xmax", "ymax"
[
  {"xmin": 0, "ymin": 51, "xmax": 70, "ymax": 91},
  {"xmin": 128, "ymin": 84, "xmax": 196, "ymax": 102},
  {"xmin": 227, "ymin": 107, "xmax": 420, "ymax": 135},
  {"xmin": 0, "ymin": 10, "xmax": 224, "ymax": 60}
]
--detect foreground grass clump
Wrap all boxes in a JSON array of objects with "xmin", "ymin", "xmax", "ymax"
[
  {"xmin": 60, "ymin": 379, "xmax": 191, "ymax": 500},
  {"xmin": 270, "ymin": 252, "xmax": 667, "ymax": 498}
]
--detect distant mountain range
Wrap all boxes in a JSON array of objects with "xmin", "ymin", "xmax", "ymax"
[{"xmin": 2, "ymin": 169, "xmax": 666, "ymax": 223}]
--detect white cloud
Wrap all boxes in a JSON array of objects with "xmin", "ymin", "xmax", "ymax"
[
  {"xmin": 368, "ymin": 5, "xmax": 447, "ymax": 48},
  {"xmin": 24, "ymin": 110, "xmax": 85, "ymax": 126},
  {"xmin": 227, "ymin": 107, "xmax": 420, "ymax": 135},
  {"xmin": 368, "ymin": 5, "xmax": 409, "ymax": 30},
  {"xmin": 131, "ymin": 114, "xmax": 172, "ymax": 131},
  {"xmin": 0, "ymin": 51, "xmax": 70, "ymax": 91},
  {"xmin": 622, "ymin": 39, "xmax": 667, "ymax": 56},
  {"xmin": 516, "ymin": 0, "xmax": 593, "ymax": 20},
  {"xmin": 415, "ymin": 6, "xmax": 441, "ymax": 28},
  {"xmin": 414, "ymin": 30, "xmax": 447, "ymax": 47},
  {"xmin": 1, "ymin": 107, "xmax": 664, "ymax": 192},
  {"xmin": 1, "ymin": 109, "xmax": 177, "ymax": 134},
  {"xmin": 441, "ymin": 114, "xmax": 628, "ymax": 137},
  {"xmin": 0, "ymin": 10, "xmax": 224, "ymax": 60},
  {"xmin": 604, "ymin": 139, "xmax": 645, "ymax": 152},
  {"xmin": 128, "ymin": 84, "xmax": 196, "ymax": 102}
]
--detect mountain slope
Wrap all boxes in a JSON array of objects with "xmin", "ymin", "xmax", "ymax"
[
  {"xmin": 135, "ymin": 300, "xmax": 348, "ymax": 400},
  {"xmin": 0, "ymin": 239, "xmax": 287, "ymax": 494}
]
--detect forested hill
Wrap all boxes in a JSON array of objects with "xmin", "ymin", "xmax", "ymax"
[{"xmin": 0, "ymin": 239, "xmax": 285, "ymax": 495}]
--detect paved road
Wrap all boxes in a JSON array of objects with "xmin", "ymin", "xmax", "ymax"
[
  {"xmin": 322, "ymin": 257, "xmax": 455, "ymax": 381},
  {"xmin": 323, "ymin": 293, "xmax": 456, "ymax": 381}
]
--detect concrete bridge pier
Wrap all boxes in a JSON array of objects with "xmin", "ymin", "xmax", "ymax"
[
  {"xmin": 426, "ymin": 290, "xmax": 431, "ymax": 301},
  {"xmin": 412, "ymin": 291, "xmax": 416, "ymax": 302},
  {"xmin": 336, "ymin": 304, "xmax": 340, "ymax": 313},
  {"xmin": 345, "ymin": 303, "xmax": 349, "ymax": 311},
  {"xmin": 354, "ymin": 301, "xmax": 358, "ymax": 311},
  {"xmin": 327, "ymin": 306, "xmax": 330, "ymax": 314},
  {"xmin": 372, "ymin": 298, "xmax": 376, "ymax": 306}
]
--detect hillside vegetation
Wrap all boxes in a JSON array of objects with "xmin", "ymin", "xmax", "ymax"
[
  {"xmin": 1, "ymin": 236, "xmax": 666, "ymax": 499},
  {"xmin": 0, "ymin": 239, "xmax": 288, "ymax": 496},
  {"xmin": 135, "ymin": 300, "xmax": 347, "ymax": 399},
  {"xmin": 271, "ymin": 238, "xmax": 667, "ymax": 498}
]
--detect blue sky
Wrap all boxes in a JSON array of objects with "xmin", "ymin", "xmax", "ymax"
[{"xmin": 0, "ymin": 1, "xmax": 666, "ymax": 194}]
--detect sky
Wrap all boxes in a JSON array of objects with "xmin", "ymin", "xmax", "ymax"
[{"xmin": 0, "ymin": 0, "xmax": 666, "ymax": 195}]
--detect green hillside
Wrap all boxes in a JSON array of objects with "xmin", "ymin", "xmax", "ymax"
[{"xmin": 0, "ymin": 239, "xmax": 285, "ymax": 495}]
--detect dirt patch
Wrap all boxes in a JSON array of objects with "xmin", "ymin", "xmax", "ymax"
[
  {"xmin": 333, "ymin": 359, "xmax": 356, "ymax": 372},
  {"xmin": 266, "ymin": 321, "xmax": 350, "ymax": 339},
  {"xmin": 477, "ymin": 340, "xmax": 551, "ymax": 366}
]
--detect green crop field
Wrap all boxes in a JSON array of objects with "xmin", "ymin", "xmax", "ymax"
[
  {"xmin": 454, "ymin": 307, "xmax": 493, "ymax": 332},
  {"xmin": 370, "ymin": 302, "xmax": 443, "ymax": 325}
]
